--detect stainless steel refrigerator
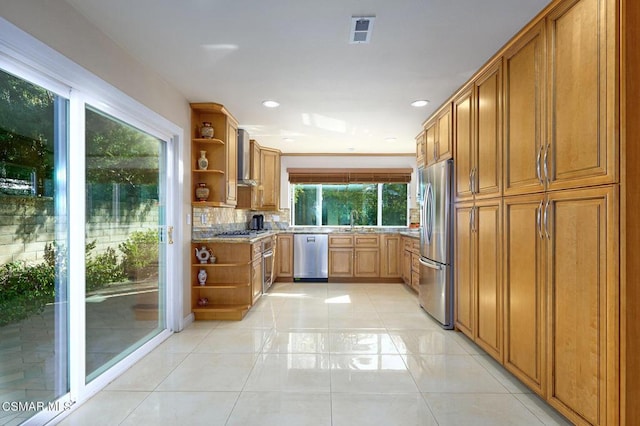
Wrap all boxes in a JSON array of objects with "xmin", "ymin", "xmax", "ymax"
[{"xmin": 418, "ymin": 159, "xmax": 454, "ymax": 329}]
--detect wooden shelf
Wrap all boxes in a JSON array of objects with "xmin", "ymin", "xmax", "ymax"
[
  {"xmin": 192, "ymin": 169, "xmax": 225, "ymax": 174},
  {"xmin": 192, "ymin": 304, "xmax": 251, "ymax": 321},
  {"xmin": 193, "ymin": 304, "xmax": 251, "ymax": 312},
  {"xmin": 193, "ymin": 138, "xmax": 224, "ymax": 145},
  {"xmin": 193, "ymin": 283, "xmax": 251, "ymax": 289},
  {"xmin": 192, "ymin": 201, "xmax": 228, "ymax": 207},
  {"xmin": 192, "ymin": 262, "xmax": 251, "ymax": 267}
]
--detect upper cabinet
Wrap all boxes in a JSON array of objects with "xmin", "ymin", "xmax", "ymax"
[
  {"xmin": 503, "ymin": 21, "xmax": 546, "ymax": 196},
  {"xmin": 423, "ymin": 103, "xmax": 453, "ymax": 167},
  {"xmin": 415, "ymin": 130, "xmax": 426, "ymax": 168},
  {"xmin": 454, "ymin": 59, "xmax": 503, "ymax": 202},
  {"xmin": 474, "ymin": 60, "xmax": 503, "ymax": 200},
  {"xmin": 237, "ymin": 140, "xmax": 281, "ymax": 211},
  {"xmin": 260, "ymin": 147, "xmax": 281, "ymax": 210},
  {"xmin": 190, "ymin": 103, "xmax": 238, "ymax": 207},
  {"xmin": 546, "ymin": 0, "xmax": 617, "ymax": 191},
  {"xmin": 454, "ymin": 86, "xmax": 474, "ymax": 201}
]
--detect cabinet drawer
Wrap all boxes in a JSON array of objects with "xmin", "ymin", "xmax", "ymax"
[
  {"xmin": 411, "ymin": 253, "xmax": 421, "ymax": 271},
  {"xmin": 354, "ymin": 235, "xmax": 379, "ymax": 247},
  {"xmin": 411, "ymin": 239, "xmax": 420, "ymax": 253},
  {"xmin": 411, "ymin": 271, "xmax": 420, "ymax": 291},
  {"xmin": 329, "ymin": 235, "xmax": 354, "ymax": 247},
  {"xmin": 403, "ymin": 238, "xmax": 413, "ymax": 251}
]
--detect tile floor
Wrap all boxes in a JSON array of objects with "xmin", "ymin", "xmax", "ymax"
[{"xmin": 56, "ymin": 282, "xmax": 572, "ymax": 426}]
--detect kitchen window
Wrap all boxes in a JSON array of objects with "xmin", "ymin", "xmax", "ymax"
[{"xmin": 292, "ymin": 183, "xmax": 408, "ymax": 226}]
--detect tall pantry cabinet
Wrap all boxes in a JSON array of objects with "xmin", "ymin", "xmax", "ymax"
[{"xmin": 425, "ymin": 0, "xmax": 629, "ymax": 424}]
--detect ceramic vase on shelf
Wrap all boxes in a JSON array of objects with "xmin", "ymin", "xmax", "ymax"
[
  {"xmin": 195, "ymin": 183, "xmax": 210, "ymax": 201},
  {"xmin": 197, "ymin": 150, "xmax": 209, "ymax": 170},
  {"xmin": 197, "ymin": 269, "xmax": 207, "ymax": 286},
  {"xmin": 200, "ymin": 122, "xmax": 214, "ymax": 139}
]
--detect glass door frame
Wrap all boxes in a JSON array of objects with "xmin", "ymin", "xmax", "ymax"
[{"xmin": 1, "ymin": 17, "xmax": 185, "ymax": 426}]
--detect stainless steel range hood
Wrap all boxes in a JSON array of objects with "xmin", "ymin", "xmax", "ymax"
[{"xmin": 237, "ymin": 129, "xmax": 256, "ymax": 186}]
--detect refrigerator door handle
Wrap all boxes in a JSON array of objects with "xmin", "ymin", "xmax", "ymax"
[
  {"xmin": 419, "ymin": 257, "xmax": 442, "ymax": 270},
  {"xmin": 424, "ymin": 183, "xmax": 433, "ymax": 244}
]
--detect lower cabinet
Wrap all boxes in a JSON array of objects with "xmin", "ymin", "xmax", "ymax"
[
  {"xmin": 454, "ymin": 198, "xmax": 502, "ymax": 362},
  {"xmin": 401, "ymin": 235, "xmax": 420, "ymax": 291},
  {"xmin": 328, "ymin": 247, "xmax": 354, "ymax": 277},
  {"xmin": 380, "ymin": 234, "xmax": 402, "ymax": 278},
  {"xmin": 354, "ymin": 247, "xmax": 379, "ymax": 277},
  {"xmin": 276, "ymin": 233, "xmax": 293, "ymax": 280}
]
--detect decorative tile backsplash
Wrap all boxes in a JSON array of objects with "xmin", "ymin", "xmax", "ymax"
[{"xmin": 191, "ymin": 206, "xmax": 291, "ymax": 236}]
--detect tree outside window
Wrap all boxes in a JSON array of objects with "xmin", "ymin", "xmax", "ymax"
[{"xmin": 292, "ymin": 183, "xmax": 408, "ymax": 226}]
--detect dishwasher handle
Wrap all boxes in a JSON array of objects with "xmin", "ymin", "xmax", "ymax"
[{"xmin": 263, "ymin": 249, "xmax": 274, "ymax": 258}]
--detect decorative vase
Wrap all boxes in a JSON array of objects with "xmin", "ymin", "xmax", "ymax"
[
  {"xmin": 209, "ymin": 255, "xmax": 217, "ymax": 264},
  {"xmin": 197, "ymin": 297, "xmax": 209, "ymax": 306},
  {"xmin": 195, "ymin": 183, "xmax": 210, "ymax": 201},
  {"xmin": 195, "ymin": 246, "xmax": 211, "ymax": 263},
  {"xmin": 197, "ymin": 269, "xmax": 207, "ymax": 286},
  {"xmin": 197, "ymin": 150, "xmax": 209, "ymax": 170},
  {"xmin": 200, "ymin": 122, "xmax": 214, "ymax": 139}
]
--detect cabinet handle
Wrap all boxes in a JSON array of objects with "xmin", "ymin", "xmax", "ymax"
[
  {"xmin": 543, "ymin": 143, "xmax": 550, "ymax": 186},
  {"xmin": 536, "ymin": 145, "xmax": 543, "ymax": 184},
  {"xmin": 168, "ymin": 226, "xmax": 174, "ymax": 245},
  {"xmin": 536, "ymin": 201, "xmax": 543, "ymax": 239},
  {"xmin": 543, "ymin": 199, "xmax": 551, "ymax": 239},
  {"xmin": 469, "ymin": 169, "xmax": 473, "ymax": 193},
  {"xmin": 471, "ymin": 206, "xmax": 476, "ymax": 233}
]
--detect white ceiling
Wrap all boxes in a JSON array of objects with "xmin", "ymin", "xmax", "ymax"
[{"xmin": 64, "ymin": 0, "xmax": 550, "ymax": 154}]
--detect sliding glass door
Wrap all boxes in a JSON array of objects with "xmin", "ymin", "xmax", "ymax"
[
  {"xmin": 0, "ymin": 69, "xmax": 69, "ymax": 424},
  {"xmin": 84, "ymin": 107, "xmax": 167, "ymax": 381}
]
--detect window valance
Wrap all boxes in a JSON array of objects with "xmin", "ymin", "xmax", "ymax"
[{"xmin": 287, "ymin": 168, "xmax": 412, "ymax": 184}]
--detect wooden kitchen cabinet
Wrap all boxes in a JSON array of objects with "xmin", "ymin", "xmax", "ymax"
[
  {"xmin": 275, "ymin": 233, "xmax": 293, "ymax": 280},
  {"xmin": 416, "ymin": 130, "xmax": 426, "ymax": 168},
  {"xmin": 260, "ymin": 147, "xmax": 281, "ymax": 210},
  {"xmin": 454, "ymin": 199, "xmax": 502, "ymax": 361},
  {"xmin": 354, "ymin": 247, "xmax": 379, "ymax": 277},
  {"xmin": 402, "ymin": 246, "xmax": 412, "ymax": 285},
  {"xmin": 400, "ymin": 235, "xmax": 420, "ymax": 291},
  {"xmin": 190, "ymin": 103, "xmax": 238, "ymax": 207},
  {"xmin": 546, "ymin": 185, "xmax": 618, "ymax": 426},
  {"xmin": 454, "ymin": 59, "xmax": 502, "ymax": 201},
  {"xmin": 474, "ymin": 60, "xmax": 503, "ymax": 200},
  {"xmin": 380, "ymin": 234, "xmax": 401, "ymax": 278},
  {"xmin": 503, "ymin": 21, "xmax": 546, "ymax": 197},
  {"xmin": 328, "ymin": 248, "xmax": 353, "ymax": 277},
  {"xmin": 251, "ymin": 256, "xmax": 262, "ymax": 304},
  {"xmin": 190, "ymin": 241, "xmax": 255, "ymax": 320},
  {"xmin": 545, "ymin": 0, "xmax": 617, "ymax": 192},
  {"xmin": 503, "ymin": 193, "xmax": 547, "ymax": 396},
  {"xmin": 454, "ymin": 87, "xmax": 474, "ymax": 201},
  {"xmin": 424, "ymin": 103, "xmax": 453, "ymax": 167}
]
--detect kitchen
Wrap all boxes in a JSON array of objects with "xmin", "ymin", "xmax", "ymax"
[{"xmin": 0, "ymin": 0, "xmax": 638, "ymax": 425}]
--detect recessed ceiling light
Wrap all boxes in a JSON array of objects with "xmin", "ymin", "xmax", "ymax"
[
  {"xmin": 411, "ymin": 100, "xmax": 429, "ymax": 107},
  {"xmin": 262, "ymin": 100, "xmax": 280, "ymax": 108},
  {"xmin": 283, "ymin": 138, "xmax": 294, "ymax": 142},
  {"xmin": 384, "ymin": 137, "xmax": 397, "ymax": 142},
  {"xmin": 347, "ymin": 147, "xmax": 355, "ymax": 152}
]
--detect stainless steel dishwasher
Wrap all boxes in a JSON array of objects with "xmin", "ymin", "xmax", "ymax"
[{"xmin": 293, "ymin": 234, "xmax": 329, "ymax": 282}]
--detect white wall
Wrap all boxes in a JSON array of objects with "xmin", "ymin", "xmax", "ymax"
[{"xmin": 279, "ymin": 154, "xmax": 419, "ymax": 209}]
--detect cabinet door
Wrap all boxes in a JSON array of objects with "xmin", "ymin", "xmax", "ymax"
[
  {"xmin": 425, "ymin": 123, "xmax": 437, "ymax": 166},
  {"xmin": 503, "ymin": 21, "xmax": 546, "ymax": 196},
  {"xmin": 251, "ymin": 140, "xmax": 261, "ymax": 209},
  {"xmin": 329, "ymin": 248, "xmax": 353, "ymax": 277},
  {"xmin": 225, "ymin": 119, "xmax": 238, "ymax": 206},
  {"xmin": 276, "ymin": 234, "xmax": 293, "ymax": 278},
  {"xmin": 380, "ymin": 235, "xmax": 401, "ymax": 278},
  {"xmin": 260, "ymin": 148, "xmax": 280, "ymax": 210},
  {"xmin": 503, "ymin": 194, "xmax": 546, "ymax": 396},
  {"xmin": 546, "ymin": 0, "xmax": 617, "ymax": 191},
  {"xmin": 474, "ymin": 199, "xmax": 502, "ymax": 361},
  {"xmin": 251, "ymin": 257, "xmax": 262, "ymax": 304},
  {"xmin": 546, "ymin": 185, "xmax": 618, "ymax": 426},
  {"xmin": 454, "ymin": 88, "xmax": 474, "ymax": 201},
  {"xmin": 354, "ymin": 248, "xmax": 379, "ymax": 277},
  {"xmin": 454, "ymin": 203, "xmax": 474, "ymax": 337},
  {"xmin": 436, "ymin": 104, "xmax": 453, "ymax": 161},
  {"xmin": 402, "ymin": 249, "xmax": 412, "ymax": 284},
  {"xmin": 416, "ymin": 131, "xmax": 426, "ymax": 168},
  {"xmin": 475, "ymin": 60, "xmax": 503, "ymax": 199}
]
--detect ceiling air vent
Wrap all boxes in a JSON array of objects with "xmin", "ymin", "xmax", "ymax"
[{"xmin": 349, "ymin": 16, "xmax": 375, "ymax": 44}]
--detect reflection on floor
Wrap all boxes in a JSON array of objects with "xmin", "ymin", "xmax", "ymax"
[{"xmin": 57, "ymin": 282, "xmax": 571, "ymax": 426}]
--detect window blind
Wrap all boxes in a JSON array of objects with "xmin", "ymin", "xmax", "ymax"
[{"xmin": 287, "ymin": 168, "xmax": 412, "ymax": 184}]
